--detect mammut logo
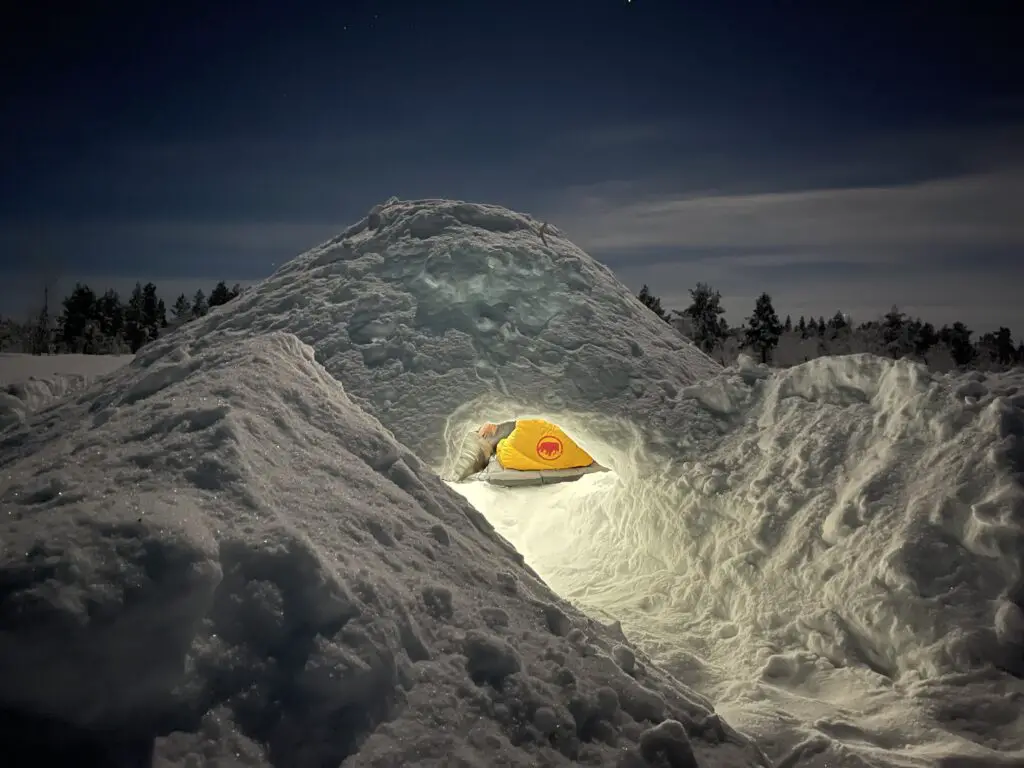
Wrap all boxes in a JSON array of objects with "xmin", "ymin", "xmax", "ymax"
[{"xmin": 535, "ymin": 435, "xmax": 563, "ymax": 460}]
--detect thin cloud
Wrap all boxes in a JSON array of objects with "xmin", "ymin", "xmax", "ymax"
[
  {"xmin": 549, "ymin": 169, "xmax": 1024, "ymax": 259},
  {"xmin": 543, "ymin": 128, "xmax": 1024, "ymax": 334},
  {"xmin": 565, "ymin": 121, "xmax": 679, "ymax": 151}
]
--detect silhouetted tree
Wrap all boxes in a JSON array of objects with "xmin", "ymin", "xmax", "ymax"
[
  {"xmin": 140, "ymin": 282, "xmax": 164, "ymax": 341},
  {"xmin": 123, "ymin": 283, "xmax": 150, "ymax": 352},
  {"xmin": 994, "ymin": 327, "xmax": 1016, "ymax": 366},
  {"xmin": 744, "ymin": 293, "xmax": 783, "ymax": 364},
  {"xmin": 678, "ymin": 282, "xmax": 727, "ymax": 353},
  {"xmin": 192, "ymin": 289, "xmax": 209, "ymax": 318},
  {"xmin": 27, "ymin": 279, "xmax": 57, "ymax": 355},
  {"xmin": 637, "ymin": 284, "xmax": 671, "ymax": 323},
  {"xmin": 881, "ymin": 305, "xmax": 908, "ymax": 358},
  {"xmin": 209, "ymin": 281, "xmax": 236, "ymax": 308},
  {"xmin": 96, "ymin": 289, "xmax": 125, "ymax": 341},
  {"xmin": 172, "ymin": 293, "xmax": 192, "ymax": 323},
  {"xmin": 59, "ymin": 283, "xmax": 98, "ymax": 352},
  {"xmin": 783, "ymin": 315, "xmax": 792, "ymax": 333},
  {"xmin": 938, "ymin": 322, "xmax": 975, "ymax": 367},
  {"xmin": 27, "ymin": 255, "xmax": 60, "ymax": 355},
  {"xmin": 827, "ymin": 311, "xmax": 848, "ymax": 332},
  {"xmin": 909, "ymin": 319, "xmax": 937, "ymax": 357}
]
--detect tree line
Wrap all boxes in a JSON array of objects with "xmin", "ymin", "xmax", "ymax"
[
  {"xmin": 638, "ymin": 283, "xmax": 1024, "ymax": 371},
  {"xmin": 0, "ymin": 280, "xmax": 243, "ymax": 355}
]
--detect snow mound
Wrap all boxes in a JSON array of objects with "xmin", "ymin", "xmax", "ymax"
[
  {"xmin": 151, "ymin": 197, "xmax": 720, "ymax": 464},
  {"xmin": 0, "ymin": 331, "xmax": 767, "ymax": 766},
  {"xmin": 0, "ymin": 353, "xmax": 133, "ymax": 429}
]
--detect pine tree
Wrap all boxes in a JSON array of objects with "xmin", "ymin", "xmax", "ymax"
[
  {"xmin": 172, "ymin": 293, "xmax": 192, "ymax": 323},
  {"xmin": 679, "ymin": 282, "xmax": 727, "ymax": 353},
  {"xmin": 910, "ymin": 320, "xmax": 937, "ymax": 357},
  {"xmin": 783, "ymin": 315, "xmax": 792, "ymax": 333},
  {"xmin": 881, "ymin": 305, "xmax": 907, "ymax": 358},
  {"xmin": 140, "ymin": 282, "xmax": 163, "ymax": 341},
  {"xmin": 637, "ymin": 284, "xmax": 671, "ymax": 323},
  {"xmin": 209, "ymin": 281, "xmax": 233, "ymax": 308},
  {"xmin": 743, "ymin": 293, "xmax": 783, "ymax": 364},
  {"xmin": 994, "ymin": 327, "xmax": 1015, "ymax": 366},
  {"xmin": 797, "ymin": 315, "xmax": 807, "ymax": 338},
  {"xmin": 30, "ymin": 289, "xmax": 52, "ymax": 355},
  {"xmin": 59, "ymin": 283, "xmax": 98, "ymax": 353},
  {"xmin": 192, "ymin": 290, "xmax": 209, "ymax": 318},
  {"xmin": 124, "ymin": 282, "xmax": 149, "ymax": 352},
  {"xmin": 96, "ymin": 289, "xmax": 125, "ymax": 341},
  {"xmin": 939, "ymin": 322, "xmax": 975, "ymax": 367}
]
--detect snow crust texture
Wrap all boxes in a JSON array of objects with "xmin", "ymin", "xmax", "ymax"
[
  {"xmin": 2, "ymin": 198, "xmax": 1023, "ymax": 767},
  {"xmin": 476, "ymin": 352, "xmax": 1024, "ymax": 765},
  {"xmin": 0, "ymin": 353, "xmax": 133, "ymax": 430},
  {"xmin": 165, "ymin": 198, "xmax": 721, "ymax": 462}
]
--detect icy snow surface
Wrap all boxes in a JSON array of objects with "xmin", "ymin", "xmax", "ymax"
[
  {"xmin": 0, "ymin": 352, "xmax": 134, "ymax": 430},
  {"xmin": 1, "ymin": 198, "xmax": 1023, "ymax": 767}
]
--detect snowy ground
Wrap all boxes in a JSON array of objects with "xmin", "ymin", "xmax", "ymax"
[
  {"xmin": 0, "ymin": 352, "xmax": 134, "ymax": 430},
  {"xmin": 1, "ymin": 198, "xmax": 1022, "ymax": 767}
]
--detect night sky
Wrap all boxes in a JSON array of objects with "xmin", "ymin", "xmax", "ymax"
[{"xmin": 2, "ymin": 0, "xmax": 1021, "ymax": 332}]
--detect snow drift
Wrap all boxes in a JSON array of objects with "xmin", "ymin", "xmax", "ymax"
[
  {"xmin": 0, "ymin": 353, "xmax": 133, "ymax": 430},
  {"xmin": 472, "ymin": 352, "xmax": 1024, "ymax": 765},
  {"xmin": 1, "ymin": 197, "xmax": 1023, "ymax": 767}
]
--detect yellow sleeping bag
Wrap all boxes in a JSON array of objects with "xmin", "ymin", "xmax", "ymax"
[{"xmin": 495, "ymin": 419, "xmax": 595, "ymax": 471}]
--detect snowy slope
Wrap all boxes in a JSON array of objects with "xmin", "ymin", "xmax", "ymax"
[
  {"xmin": 0, "ymin": 352, "xmax": 133, "ymax": 430},
  {"xmin": 2, "ymin": 197, "xmax": 1022, "ymax": 767}
]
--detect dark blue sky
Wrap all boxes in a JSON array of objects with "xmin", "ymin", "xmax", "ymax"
[{"xmin": 2, "ymin": 0, "xmax": 1022, "ymax": 330}]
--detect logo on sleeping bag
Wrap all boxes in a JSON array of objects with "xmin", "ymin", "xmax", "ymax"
[{"xmin": 535, "ymin": 435, "xmax": 563, "ymax": 461}]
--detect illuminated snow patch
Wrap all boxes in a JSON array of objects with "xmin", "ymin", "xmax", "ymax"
[
  {"xmin": 448, "ymin": 468, "xmax": 620, "ymax": 580},
  {"xmin": 440, "ymin": 402, "xmax": 657, "ymax": 612}
]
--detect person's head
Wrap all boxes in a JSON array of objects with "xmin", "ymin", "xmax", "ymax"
[
  {"xmin": 474, "ymin": 422, "xmax": 498, "ymax": 449},
  {"xmin": 451, "ymin": 431, "xmax": 491, "ymax": 481},
  {"xmin": 478, "ymin": 439, "xmax": 495, "ymax": 460}
]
